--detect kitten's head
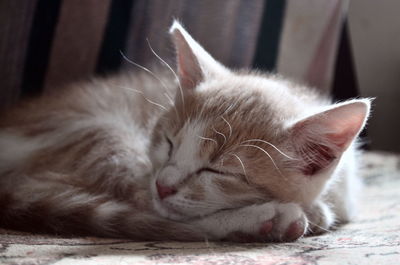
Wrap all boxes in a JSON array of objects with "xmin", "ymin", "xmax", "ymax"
[{"xmin": 149, "ymin": 21, "xmax": 370, "ymax": 221}]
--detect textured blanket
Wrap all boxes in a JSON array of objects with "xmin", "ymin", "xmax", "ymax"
[{"xmin": 1, "ymin": 151, "xmax": 399, "ymax": 265}]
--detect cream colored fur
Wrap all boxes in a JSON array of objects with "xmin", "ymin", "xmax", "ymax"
[{"xmin": 0, "ymin": 21, "xmax": 370, "ymax": 242}]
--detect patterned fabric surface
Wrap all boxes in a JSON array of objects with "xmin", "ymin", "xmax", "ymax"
[{"xmin": 1, "ymin": 151, "xmax": 399, "ymax": 265}]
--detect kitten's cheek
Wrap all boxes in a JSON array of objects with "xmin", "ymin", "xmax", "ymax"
[
  {"xmin": 152, "ymin": 198, "xmax": 184, "ymax": 221},
  {"xmin": 150, "ymin": 179, "xmax": 183, "ymax": 220},
  {"xmin": 149, "ymin": 145, "xmax": 168, "ymax": 167}
]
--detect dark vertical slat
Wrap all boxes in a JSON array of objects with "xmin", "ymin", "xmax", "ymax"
[
  {"xmin": 332, "ymin": 20, "xmax": 359, "ymax": 101},
  {"xmin": 0, "ymin": 0, "xmax": 38, "ymax": 107},
  {"xmin": 124, "ymin": 0, "xmax": 265, "ymax": 69},
  {"xmin": 21, "ymin": 0, "xmax": 61, "ymax": 97},
  {"xmin": 96, "ymin": 0, "xmax": 136, "ymax": 75},
  {"xmin": 44, "ymin": 0, "xmax": 111, "ymax": 91},
  {"xmin": 229, "ymin": 0, "xmax": 266, "ymax": 67},
  {"xmin": 181, "ymin": 0, "xmax": 242, "ymax": 66},
  {"xmin": 124, "ymin": 0, "xmax": 185, "ymax": 67},
  {"xmin": 331, "ymin": 21, "xmax": 368, "ymax": 148},
  {"xmin": 252, "ymin": 0, "xmax": 287, "ymax": 72},
  {"xmin": 304, "ymin": 0, "xmax": 344, "ymax": 93},
  {"xmin": 181, "ymin": 0, "xmax": 265, "ymax": 68}
]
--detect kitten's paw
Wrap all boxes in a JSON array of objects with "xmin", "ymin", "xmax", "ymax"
[
  {"xmin": 197, "ymin": 202, "xmax": 308, "ymax": 242},
  {"xmin": 305, "ymin": 201, "xmax": 335, "ymax": 235},
  {"xmin": 238, "ymin": 202, "xmax": 308, "ymax": 242}
]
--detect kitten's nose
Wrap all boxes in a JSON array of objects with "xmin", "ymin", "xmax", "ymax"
[{"xmin": 156, "ymin": 181, "xmax": 177, "ymax": 200}]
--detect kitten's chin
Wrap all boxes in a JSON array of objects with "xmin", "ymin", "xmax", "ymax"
[{"xmin": 152, "ymin": 198, "xmax": 187, "ymax": 221}]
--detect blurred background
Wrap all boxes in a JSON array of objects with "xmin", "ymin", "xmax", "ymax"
[{"xmin": 0, "ymin": 0, "xmax": 399, "ymax": 152}]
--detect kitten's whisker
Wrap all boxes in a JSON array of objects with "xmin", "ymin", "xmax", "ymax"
[
  {"xmin": 307, "ymin": 220, "xmax": 332, "ymax": 234},
  {"xmin": 229, "ymin": 153, "xmax": 249, "ymax": 183},
  {"xmin": 239, "ymin": 144, "xmax": 288, "ymax": 182},
  {"xmin": 119, "ymin": 51, "xmax": 173, "ymax": 103},
  {"xmin": 144, "ymin": 99, "xmax": 168, "ymax": 111},
  {"xmin": 146, "ymin": 39, "xmax": 186, "ymax": 115},
  {"xmin": 116, "ymin": 85, "xmax": 168, "ymax": 111},
  {"xmin": 163, "ymin": 91, "xmax": 181, "ymax": 121},
  {"xmin": 119, "ymin": 51, "xmax": 182, "ymax": 120},
  {"xmin": 163, "ymin": 92, "xmax": 174, "ymax": 105},
  {"xmin": 222, "ymin": 103, "xmax": 235, "ymax": 115},
  {"xmin": 221, "ymin": 116, "xmax": 232, "ymax": 139},
  {"xmin": 197, "ymin": 135, "xmax": 218, "ymax": 145},
  {"xmin": 212, "ymin": 126, "xmax": 226, "ymax": 148},
  {"xmin": 241, "ymin": 139, "xmax": 296, "ymax": 160},
  {"xmin": 198, "ymin": 102, "xmax": 207, "ymax": 119}
]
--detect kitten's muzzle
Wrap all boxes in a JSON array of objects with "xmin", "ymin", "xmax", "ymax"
[{"xmin": 156, "ymin": 180, "xmax": 177, "ymax": 199}]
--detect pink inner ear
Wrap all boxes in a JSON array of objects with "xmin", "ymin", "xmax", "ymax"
[
  {"xmin": 320, "ymin": 101, "xmax": 369, "ymax": 150},
  {"xmin": 291, "ymin": 100, "xmax": 370, "ymax": 175},
  {"xmin": 177, "ymin": 51, "xmax": 202, "ymax": 90},
  {"xmin": 172, "ymin": 27, "xmax": 204, "ymax": 90},
  {"xmin": 326, "ymin": 130, "xmax": 358, "ymax": 149},
  {"xmin": 300, "ymin": 142, "xmax": 336, "ymax": 176}
]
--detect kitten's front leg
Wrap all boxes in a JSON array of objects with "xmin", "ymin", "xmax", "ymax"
[
  {"xmin": 304, "ymin": 201, "xmax": 335, "ymax": 235},
  {"xmin": 193, "ymin": 202, "xmax": 308, "ymax": 242}
]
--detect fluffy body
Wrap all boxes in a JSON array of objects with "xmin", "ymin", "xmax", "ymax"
[{"xmin": 0, "ymin": 22, "xmax": 369, "ymax": 242}]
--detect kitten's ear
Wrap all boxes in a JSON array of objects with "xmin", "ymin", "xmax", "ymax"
[
  {"xmin": 289, "ymin": 99, "xmax": 371, "ymax": 175},
  {"xmin": 169, "ymin": 20, "xmax": 229, "ymax": 90}
]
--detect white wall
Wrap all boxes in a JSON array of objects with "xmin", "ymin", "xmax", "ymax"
[{"xmin": 349, "ymin": 0, "xmax": 400, "ymax": 152}]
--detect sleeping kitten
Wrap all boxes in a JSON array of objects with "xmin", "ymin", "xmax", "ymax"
[{"xmin": 0, "ymin": 21, "xmax": 370, "ymax": 242}]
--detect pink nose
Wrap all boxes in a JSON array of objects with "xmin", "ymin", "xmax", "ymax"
[{"xmin": 156, "ymin": 181, "xmax": 177, "ymax": 199}]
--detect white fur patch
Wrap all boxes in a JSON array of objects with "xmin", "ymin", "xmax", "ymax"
[
  {"xmin": 94, "ymin": 201, "xmax": 131, "ymax": 221},
  {"xmin": 157, "ymin": 121, "xmax": 206, "ymax": 187},
  {"xmin": 194, "ymin": 201, "xmax": 307, "ymax": 240},
  {"xmin": 0, "ymin": 132, "xmax": 46, "ymax": 173}
]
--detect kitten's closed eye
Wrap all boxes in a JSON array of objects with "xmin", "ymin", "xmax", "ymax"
[
  {"xmin": 196, "ymin": 167, "xmax": 224, "ymax": 175},
  {"xmin": 196, "ymin": 168, "xmax": 248, "ymax": 183},
  {"xmin": 166, "ymin": 136, "xmax": 173, "ymax": 158}
]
